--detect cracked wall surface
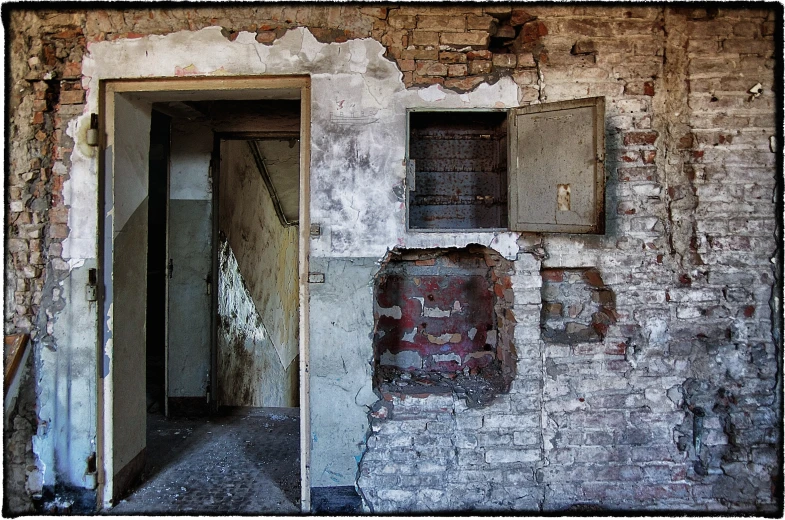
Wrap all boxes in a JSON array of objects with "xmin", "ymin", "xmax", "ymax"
[{"xmin": 3, "ymin": 4, "xmax": 781, "ymax": 514}]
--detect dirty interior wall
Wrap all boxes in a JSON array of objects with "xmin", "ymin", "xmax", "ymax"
[
  {"xmin": 218, "ymin": 139, "xmax": 299, "ymax": 407},
  {"xmin": 3, "ymin": 4, "xmax": 781, "ymax": 514}
]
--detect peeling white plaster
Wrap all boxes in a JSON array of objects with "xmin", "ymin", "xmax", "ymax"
[
  {"xmin": 423, "ymin": 306, "xmax": 451, "ymax": 318},
  {"xmin": 68, "ymin": 258, "xmax": 85, "ymax": 270},
  {"xmin": 62, "ymin": 116, "xmax": 98, "ymax": 262},
  {"xmin": 432, "ymin": 353, "xmax": 462, "ymax": 365},
  {"xmin": 401, "ymin": 327, "xmax": 417, "ymax": 342},
  {"xmin": 380, "ymin": 349, "xmax": 423, "ymax": 369},
  {"xmin": 418, "ymin": 85, "xmax": 447, "ymax": 102},
  {"xmin": 376, "ymin": 304, "xmax": 402, "ymax": 320}
]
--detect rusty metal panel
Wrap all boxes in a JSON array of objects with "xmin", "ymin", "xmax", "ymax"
[
  {"xmin": 375, "ymin": 271, "xmax": 495, "ymax": 372},
  {"xmin": 509, "ymin": 96, "xmax": 605, "ymax": 234},
  {"xmin": 408, "ymin": 111, "xmax": 507, "ymax": 230}
]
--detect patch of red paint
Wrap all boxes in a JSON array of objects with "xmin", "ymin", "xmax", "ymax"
[
  {"xmin": 175, "ymin": 64, "xmax": 200, "ymax": 76},
  {"xmin": 542, "ymin": 269, "xmax": 564, "ymax": 282},
  {"xmin": 375, "ymin": 272, "xmax": 494, "ymax": 372}
]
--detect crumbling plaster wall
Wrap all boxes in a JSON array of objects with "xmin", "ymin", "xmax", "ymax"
[
  {"xmin": 218, "ymin": 139, "xmax": 299, "ymax": 407},
  {"xmin": 3, "ymin": 4, "xmax": 780, "ymax": 513}
]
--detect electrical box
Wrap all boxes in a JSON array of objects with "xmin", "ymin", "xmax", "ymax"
[{"xmin": 406, "ymin": 96, "xmax": 605, "ymax": 234}]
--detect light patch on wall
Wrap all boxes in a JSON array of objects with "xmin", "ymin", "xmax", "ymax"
[
  {"xmin": 380, "ymin": 349, "xmax": 423, "ymax": 369},
  {"xmin": 423, "ymin": 306, "xmax": 451, "ymax": 318},
  {"xmin": 557, "ymin": 184, "xmax": 571, "ymax": 211},
  {"xmin": 62, "ymin": 115, "xmax": 98, "ymax": 262}
]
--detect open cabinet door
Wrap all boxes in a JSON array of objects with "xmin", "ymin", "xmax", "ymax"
[
  {"xmin": 105, "ymin": 92, "xmax": 151, "ymax": 502},
  {"xmin": 509, "ymin": 96, "xmax": 605, "ymax": 234}
]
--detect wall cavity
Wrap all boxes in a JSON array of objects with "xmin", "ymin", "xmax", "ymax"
[
  {"xmin": 372, "ymin": 246, "xmax": 516, "ymax": 407},
  {"xmin": 540, "ymin": 268, "xmax": 617, "ymax": 344}
]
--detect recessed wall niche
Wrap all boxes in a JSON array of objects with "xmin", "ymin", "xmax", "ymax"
[{"xmin": 372, "ymin": 246, "xmax": 516, "ymax": 407}]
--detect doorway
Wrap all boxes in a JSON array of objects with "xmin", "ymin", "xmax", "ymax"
[{"xmin": 98, "ymin": 77, "xmax": 312, "ymax": 512}]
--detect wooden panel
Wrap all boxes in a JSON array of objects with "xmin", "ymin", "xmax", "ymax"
[{"xmin": 509, "ymin": 96, "xmax": 605, "ymax": 234}]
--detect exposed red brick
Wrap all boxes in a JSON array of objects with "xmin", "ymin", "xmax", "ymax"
[
  {"xmin": 49, "ymin": 224, "xmax": 69, "ymax": 239},
  {"xmin": 467, "ymin": 49, "xmax": 492, "ymax": 60},
  {"xmin": 542, "ymin": 269, "xmax": 564, "ymax": 282},
  {"xmin": 439, "ymin": 51, "xmax": 467, "ymax": 64},
  {"xmin": 59, "ymin": 89, "xmax": 85, "ymax": 105},
  {"xmin": 510, "ymin": 9, "xmax": 535, "ymax": 26},
  {"xmin": 62, "ymin": 62, "xmax": 81, "ymax": 78},
  {"xmin": 494, "ymin": 23, "xmax": 516, "ymax": 39},
  {"xmin": 256, "ymin": 31, "xmax": 277, "ymax": 43},
  {"xmin": 401, "ymin": 48, "xmax": 438, "ymax": 60},
  {"xmin": 397, "ymin": 59, "xmax": 415, "ymax": 72},
  {"xmin": 492, "ymin": 54, "xmax": 516, "ymax": 68},
  {"xmin": 411, "ymin": 31, "xmax": 438, "ymax": 47},
  {"xmin": 440, "ymin": 31, "xmax": 489, "ymax": 48},
  {"xmin": 583, "ymin": 269, "xmax": 604, "ymax": 287},
  {"xmin": 417, "ymin": 15, "xmax": 465, "ymax": 31},
  {"xmin": 51, "ymin": 28, "xmax": 83, "ymax": 39},
  {"xmin": 468, "ymin": 60, "xmax": 492, "ymax": 75},
  {"xmin": 623, "ymin": 131, "xmax": 658, "ymax": 146},
  {"xmin": 516, "ymin": 52, "xmax": 536, "ymax": 67},
  {"xmin": 677, "ymin": 133, "xmax": 695, "ymax": 149},
  {"xmin": 518, "ymin": 20, "xmax": 548, "ymax": 45},
  {"xmin": 48, "ymin": 206, "xmax": 69, "ymax": 224},
  {"xmin": 444, "ymin": 75, "xmax": 486, "ymax": 91},
  {"xmin": 447, "ymin": 63, "xmax": 467, "ymax": 77},
  {"xmin": 467, "ymin": 14, "xmax": 494, "ymax": 31},
  {"xmin": 415, "ymin": 60, "xmax": 448, "ymax": 77}
]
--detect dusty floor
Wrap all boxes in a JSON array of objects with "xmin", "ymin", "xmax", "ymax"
[{"xmin": 109, "ymin": 407, "xmax": 300, "ymax": 515}]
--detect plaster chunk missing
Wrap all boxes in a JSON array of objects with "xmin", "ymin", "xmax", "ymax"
[
  {"xmin": 380, "ymin": 349, "xmax": 423, "ymax": 369},
  {"xmin": 376, "ymin": 304, "xmax": 402, "ymax": 319},
  {"xmin": 432, "ymin": 353, "xmax": 462, "ymax": 365},
  {"xmin": 372, "ymin": 245, "xmax": 517, "ymax": 407},
  {"xmin": 423, "ymin": 306, "xmax": 451, "ymax": 318}
]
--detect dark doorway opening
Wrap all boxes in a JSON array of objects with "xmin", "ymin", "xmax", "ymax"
[{"xmin": 146, "ymin": 109, "xmax": 170, "ymax": 416}]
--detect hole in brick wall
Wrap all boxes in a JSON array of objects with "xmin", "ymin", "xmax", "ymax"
[
  {"xmin": 408, "ymin": 111, "xmax": 508, "ymax": 230},
  {"xmin": 540, "ymin": 268, "xmax": 616, "ymax": 343},
  {"xmin": 372, "ymin": 245, "xmax": 516, "ymax": 407}
]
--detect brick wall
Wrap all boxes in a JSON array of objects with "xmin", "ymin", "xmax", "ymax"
[
  {"xmin": 357, "ymin": 5, "xmax": 780, "ymax": 512},
  {"xmin": 4, "ymin": 4, "xmax": 780, "ymax": 513}
]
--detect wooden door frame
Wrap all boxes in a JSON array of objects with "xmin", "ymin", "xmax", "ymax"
[{"xmin": 97, "ymin": 75, "xmax": 312, "ymax": 511}]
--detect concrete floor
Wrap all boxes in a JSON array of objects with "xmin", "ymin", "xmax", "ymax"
[{"xmin": 110, "ymin": 407, "xmax": 300, "ymax": 515}]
